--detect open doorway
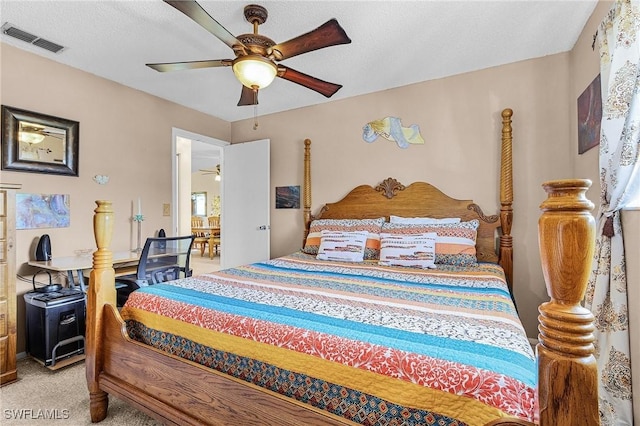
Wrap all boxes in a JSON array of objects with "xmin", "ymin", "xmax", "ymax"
[
  {"xmin": 171, "ymin": 127, "xmax": 228, "ymax": 244},
  {"xmin": 172, "ymin": 129, "xmax": 271, "ymax": 269}
]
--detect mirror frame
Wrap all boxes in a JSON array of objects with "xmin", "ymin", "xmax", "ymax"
[{"xmin": 1, "ymin": 105, "xmax": 79, "ymax": 176}]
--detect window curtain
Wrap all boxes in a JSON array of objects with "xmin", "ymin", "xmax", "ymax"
[{"xmin": 585, "ymin": 1, "xmax": 639, "ymax": 425}]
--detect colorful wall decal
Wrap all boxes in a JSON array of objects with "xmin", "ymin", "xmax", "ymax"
[{"xmin": 362, "ymin": 117, "xmax": 424, "ymax": 148}]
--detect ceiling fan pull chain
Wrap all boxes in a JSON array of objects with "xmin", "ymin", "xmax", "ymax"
[
  {"xmin": 253, "ymin": 88, "xmax": 259, "ymax": 130},
  {"xmin": 253, "ymin": 105, "xmax": 259, "ymax": 130}
]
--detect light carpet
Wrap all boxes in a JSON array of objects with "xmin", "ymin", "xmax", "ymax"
[
  {"xmin": 1, "ymin": 357, "xmax": 160, "ymax": 425},
  {"xmin": 1, "ymin": 253, "xmax": 220, "ymax": 425}
]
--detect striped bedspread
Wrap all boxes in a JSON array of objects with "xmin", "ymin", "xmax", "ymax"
[{"xmin": 121, "ymin": 252, "xmax": 536, "ymax": 425}]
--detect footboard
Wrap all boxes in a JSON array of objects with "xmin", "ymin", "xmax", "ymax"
[{"xmin": 86, "ymin": 201, "xmax": 350, "ymax": 426}]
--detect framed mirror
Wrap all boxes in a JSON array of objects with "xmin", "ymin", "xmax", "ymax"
[{"xmin": 1, "ymin": 105, "xmax": 79, "ymax": 176}]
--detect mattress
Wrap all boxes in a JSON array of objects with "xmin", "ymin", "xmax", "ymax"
[{"xmin": 121, "ymin": 252, "xmax": 536, "ymax": 425}]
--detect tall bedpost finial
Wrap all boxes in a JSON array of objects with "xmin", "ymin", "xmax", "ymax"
[
  {"xmin": 537, "ymin": 179, "xmax": 599, "ymax": 426},
  {"xmin": 86, "ymin": 200, "xmax": 116, "ymax": 422},
  {"xmin": 303, "ymin": 139, "xmax": 312, "ymax": 247},
  {"xmin": 499, "ymin": 108, "xmax": 514, "ymax": 292}
]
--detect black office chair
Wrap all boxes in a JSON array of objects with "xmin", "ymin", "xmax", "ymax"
[{"xmin": 116, "ymin": 235, "xmax": 195, "ymax": 307}]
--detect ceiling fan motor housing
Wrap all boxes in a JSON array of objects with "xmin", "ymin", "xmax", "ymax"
[{"xmin": 237, "ymin": 34, "xmax": 275, "ymax": 57}]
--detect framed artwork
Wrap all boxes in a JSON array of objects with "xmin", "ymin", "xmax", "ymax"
[
  {"xmin": 275, "ymin": 186, "xmax": 300, "ymax": 209},
  {"xmin": 1, "ymin": 105, "xmax": 79, "ymax": 176},
  {"xmin": 577, "ymin": 74, "xmax": 602, "ymax": 155},
  {"xmin": 16, "ymin": 193, "xmax": 70, "ymax": 229}
]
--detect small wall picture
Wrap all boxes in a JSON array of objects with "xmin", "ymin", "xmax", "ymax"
[
  {"xmin": 275, "ymin": 186, "xmax": 300, "ymax": 209},
  {"xmin": 16, "ymin": 193, "xmax": 70, "ymax": 229},
  {"xmin": 577, "ymin": 74, "xmax": 602, "ymax": 154}
]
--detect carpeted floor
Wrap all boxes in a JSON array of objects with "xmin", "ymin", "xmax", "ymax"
[
  {"xmin": 1, "ymin": 357, "xmax": 161, "ymax": 425},
  {"xmin": 0, "ymin": 253, "xmax": 221, "ymax": 425}
]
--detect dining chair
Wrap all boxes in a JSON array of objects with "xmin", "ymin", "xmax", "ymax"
[
  {"xmin": 191, "ymin": 216, "xmax": 209, "ymax": 256},
  {"xmin": 208, "ymin": 216, "xmax": 221, "ymax": 255},
  {"xmin": 115, "ymin": 235, "xmax": 195, "ymax": 307}
]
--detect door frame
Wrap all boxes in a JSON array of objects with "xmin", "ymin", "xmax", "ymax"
[{"xmin": 171, "ymin": 128, "xmax": 229, "ymax": 238}]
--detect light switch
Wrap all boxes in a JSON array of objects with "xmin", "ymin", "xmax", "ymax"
[{"xmin": 162, "ymin": 203, "xmax": 170, "ymax": 216}]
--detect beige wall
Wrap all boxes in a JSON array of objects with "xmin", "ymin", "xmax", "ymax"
[
  {"xmin": 1, "ymin": 43, "xmax": 230, "ymax": 352},
  {"xmin": 191, "ymin": 172, "xmax": 220, "ymax": 216},
  {"xmin": 570, "ymin": 0, "xmax": 612, "ymax": 207}
]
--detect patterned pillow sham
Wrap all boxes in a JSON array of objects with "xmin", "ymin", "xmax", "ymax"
[
  {"xmin": 316, "ymin": 230, "xmax": 368, "ymax": 262},
  {"xmin": 379, "ymin": 233, "xmax": 437, "ymax": 269},
  {"xmin": 380, "ymin": 220, "xmax": 479, "ymax": 266},
  {"xmin": 389, "ymin": 215, "xmax": 461, "ymax": 225},
  {"xmin": 303, "ymin": 217, "xmax": 385, "ymax": 260}
]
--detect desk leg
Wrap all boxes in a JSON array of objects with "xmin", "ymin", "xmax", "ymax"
[
  {"xmin": 66, "ymin": 271, "xmax": 75, "ymax": 287},
  {"xmin": 67, "ymin": 269, "xmax": 87, "ymax": 292},
  {"xmin": 76, "ymin": 270, "xmax": 87, "ymax": 292}
]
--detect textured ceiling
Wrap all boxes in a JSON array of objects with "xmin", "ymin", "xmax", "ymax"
[{"xmin": 1, "ymin": 1, "xmax": 597, "ymax": 124}]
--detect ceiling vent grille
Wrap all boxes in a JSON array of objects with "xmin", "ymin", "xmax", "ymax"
[{"xmin": 1, "ymin": 22, "xmax": 65, "ymax": 54}]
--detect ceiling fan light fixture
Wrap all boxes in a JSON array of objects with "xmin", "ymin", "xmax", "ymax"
[
  {"xmin": 232, "ymin": 55, "xmax": 277, "ymax": 89},
  {"xmin": 19, "ymin": 131, "xmax": 45, "ymax": 144}
]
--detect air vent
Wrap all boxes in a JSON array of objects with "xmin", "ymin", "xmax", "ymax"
[{"xmin": 1, "ymin": 22, "xmax": 65, "ymax": 54}]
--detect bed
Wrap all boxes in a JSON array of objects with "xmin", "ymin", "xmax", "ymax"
[{"xmin": 85, "ymin": 109, "xmax": 599, "ymax": 425}]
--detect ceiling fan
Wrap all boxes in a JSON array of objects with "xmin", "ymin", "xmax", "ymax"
[
  {"xmin": 200, "ymin": 165, "xmax": 221, "ymax": 180},
  {"xmin": 146, "ymin": 1, "xmax": 351, "ymax": 106}
]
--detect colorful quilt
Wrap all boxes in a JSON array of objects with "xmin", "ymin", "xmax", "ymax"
[{"xmin": 121, "ymin": 252, "xmax": 536, "ymax": 426}]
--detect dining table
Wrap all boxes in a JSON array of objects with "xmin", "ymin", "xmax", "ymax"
[{"xmin": 191, "ymin": 226, "xmax": 220, "ymax": 259}]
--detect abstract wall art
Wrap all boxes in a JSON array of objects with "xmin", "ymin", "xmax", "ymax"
[
  {"xmin": 577, "ymin": 74, "xmax": 602, "ymax": 155},
  {"xmin": 275, "ymin": 186, "xmax": 300, "ymax": 209},
  {"xmin": 16, "ymin": 193, "xmax": 70, "ymax": 229}
]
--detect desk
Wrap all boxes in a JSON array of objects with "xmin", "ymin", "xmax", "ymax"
[
  {"xmin": 191, "ymin": 227, "xmax": 220, "ymax": 259},
  {"xmin": 28, "ymin": 251, "xmax": 141, "ymax": 291}
]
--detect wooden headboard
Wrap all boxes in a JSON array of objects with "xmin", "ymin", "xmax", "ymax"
[{"xmin": 302, "ymin": 108, "xmax": 514, "ymax": 290}]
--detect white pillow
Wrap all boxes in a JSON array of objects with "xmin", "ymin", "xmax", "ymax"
[
  {"xmin": 316, "ymin": 230, "xmax": 368, "ymax": 262},
  {"xmin": 389, "ymin": 215, "xmax": 461, "ymax": 224},
  {"xmin": 378, "ymin": 233, "xmax": 437, "ymax": 269}
]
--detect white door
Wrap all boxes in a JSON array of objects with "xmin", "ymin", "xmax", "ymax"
[{"xmin": 220, "ymin": 139, "xmax": 270, "ymax": 269}]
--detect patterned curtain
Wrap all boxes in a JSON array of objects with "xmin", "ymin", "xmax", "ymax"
[{"xmin": 585, "ymin": 1, "xmax": 640, "ymax": 425}]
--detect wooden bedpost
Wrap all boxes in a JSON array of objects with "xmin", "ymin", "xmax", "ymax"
[
  {"xmin": 303, "ymin": 139, "xmax": 312, "ymax": 247},
  {"xmin": 499, "ymin": 108, "xmax": 514, "ymax": 292},
  {"xmin": 537, "ymin": 179, "xmax": 599, "ymax": 426},
  {"xmin": 86, "ymin": 200, "xmax": 116, "ymax": 422}
]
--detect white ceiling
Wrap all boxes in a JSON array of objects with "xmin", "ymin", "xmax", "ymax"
[{"xmin": 1, "ymin": 0, "xmax": 598, "ymax": 124}]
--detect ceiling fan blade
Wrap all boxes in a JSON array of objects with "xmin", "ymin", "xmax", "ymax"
[
  {"xmin": 237, "ymin": 85, "xmax": 258, "ymax": 106},
  {"xmin": 163, "ymin": 0, "xmax": 245, "ymax": 50},
  {"xmin": 146, "ymin": 59, "xmax": 232, "ymax": 72},
  {"xmin": 270, "ymin": 19, "xmax": 351, "ymax": 61},
  {"xmin": 277, "ymin": 66, "xmax": 343, "ymax": 98}
]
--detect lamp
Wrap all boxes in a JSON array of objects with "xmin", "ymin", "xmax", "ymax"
[
  {"xmin": 215, "ymin": 174, "xmax": 221, "ymax": 182},
  {"xmin": 19, "ymin": 131, "xmax": 45, "ymax": 144},
  {"xmin": 232, "ymin": 55, "xmax": 277, "ymax": 90}
]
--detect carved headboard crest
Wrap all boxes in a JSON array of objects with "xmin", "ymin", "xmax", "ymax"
[{"xmin": 375, "ymin": 178, "xmax": 406, "ymax": 199}]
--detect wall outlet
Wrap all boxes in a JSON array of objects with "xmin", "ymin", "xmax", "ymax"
[{"xmin": 162, "ymin": 203, "xmax": 170, "ymax": 216}]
